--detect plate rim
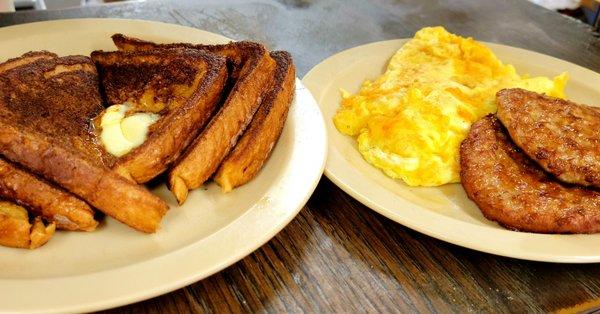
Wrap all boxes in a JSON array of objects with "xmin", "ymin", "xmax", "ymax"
[
  {"xmin": 0, "ymin": 18, "xmax": 328, "ymax": 313},
  {"xmin": 302, "ymin": 38, "xmax": 600, "ymax": 264}
]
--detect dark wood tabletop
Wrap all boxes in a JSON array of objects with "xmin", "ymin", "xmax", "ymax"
[{"xmin": 2, "ymin": 0, "xmax": 600, "ymax": 312}]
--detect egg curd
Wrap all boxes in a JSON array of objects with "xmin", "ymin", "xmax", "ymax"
[{"xmin": 333, "ymin": 26, "xmax": 568, "ymax": 186}]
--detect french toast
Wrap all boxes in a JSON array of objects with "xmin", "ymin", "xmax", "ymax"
[
  {"xmin": 110, "ymin": 34, "xmax": 278, "ymax": 204},
  {"xmin": 0, "ymin": 51, "xmax": 98, "ymax": 232},
  {"xmin": 0, "ymin": 157, "xmax": 97, "ymax": 231},
  {"xmin": 0, "ymin": 52, "xmax": 168, "ymax": 233},
  {"xmin": 214, "ymin": 51, "xmax": 295, "ymax": 192},
  {"xmin": 91, "ymin": 48, "xmax": 228, "ymax": 183},
  {"xmin": 0, "ymin": 201, "xmax": 55, "ymax": 249},
  {"xmin": 0, "ymin": 51, "xmax": 56, "ymax": 72}
]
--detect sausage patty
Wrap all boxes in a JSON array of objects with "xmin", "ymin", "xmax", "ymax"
[
  {"xmin": 497, "ymin": 88, "xmax": 600, "ymax": 188},
  {"xmin": 460, "ymin": 115, "xmax": 600, "ymax": 234}
]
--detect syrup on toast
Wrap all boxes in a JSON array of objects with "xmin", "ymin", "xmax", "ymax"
[
  {"xmin": 91, "ymin": 48, "xmax": 228, "ymax": 183},
  {"xmin": 214, "ymin": 51, "xmax": 295, "ymax": 192},
  {"xmin": 111, "ymin": 34, "xmax": 277, "ymax": 204},
  {"xmin": 0, "ymin": 52, "xmax": 168, "ymax": 233}
]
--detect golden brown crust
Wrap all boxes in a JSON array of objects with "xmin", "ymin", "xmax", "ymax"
[
  {"xmin": 0, "ymin": 51, "xmax": 57, "ymax": 72},
  {"xmin": 0, "ymin": 121, "xmax": 168, "ymax": 233},
  {"xmin": 92, "ymin": 48, "xmax": 228, "ymax": 183},
  {"xmin": 29, "ymin": 217, "xmax": 55, "ymax": 249},
  {"xmin": 0, "ymin": 53, "xmax": 168, "ymax": 233},
  {"xmin": 214, "ymin": 51, "xmax": 295, "ymax": 192},
  {"xmin": 110, "ymin": 34, "xmax": 278, "ymax": 204},
  {"xmin": 0, "ymin": 201, "xmax": 55, "ymax": 249},
  {"xmin": 0, "ymin": 211, "xmax": 31, "ymax": 249},
  {"xmin": 169, "ymin": 48, "xmax": 275, "ymax": 204},
  {"xmin": 497, "ymin": 88, "xmax": 600, "ymax": 188},
  {"xmin": 460, "ymin": 115, "xmax": 600, "ymax": 234},
  {"xmin": 0, "ymin": 52, "xmax": 114, "ymax": 166},
  {"xmin": 112, "ymin": 34, "xmax": 260, "ymax": 74},
  {"xmin": 0, "ymin": 157, "xmax": 97, "ymax": 231}
]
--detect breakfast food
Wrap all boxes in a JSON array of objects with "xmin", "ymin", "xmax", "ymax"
[
  {"xmin": 0, "ymin": 201, "xmax": 55, "ymax": 249},
  {"xmin": 497, "ymin": 88, "xmax": 600, "ymax": 188},
  {"xmin": 214, "ymin": 51, "xmax": 295, "ymax": 192},
  {"xmin": 168, "ymin": 44, "xmax": 275, "ymax": 203},
  {"xmin": 0, "ymin": 33, "xmax": 294, "ymax": 248},
  {"xmin": 110, "ymin": 34, "xmax": 280, "ymax": 204},
  {"xmin": 91, "ymin": 48, "xmax": 228, "ymax": 183},
  {"xmin": 0, "ymin": 51, "xmax": 112, "ymax": 165},
  {"xmin": 0, "ymin": 52, "xmax": 168, "ymax": 233},
  {"xmin": 460, "ymin": 115, "xmax": 600, "ymax": 233},
  {"xmin": 333, "ymin": 26, "xmax": 567, "ymax": 186},
  {"xmin": 0, "ymin": 158, "xmax": 97, "ymax": 231}
]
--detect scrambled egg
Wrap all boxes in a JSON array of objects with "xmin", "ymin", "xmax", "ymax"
[{"xmin": 334, "ymin": 26, "xmax": 568, "ymax": 186}]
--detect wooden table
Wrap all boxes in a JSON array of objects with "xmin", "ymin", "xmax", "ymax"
[{"xmin": 2, "ymin": 0, "xmax": 600, "ymax": 312}]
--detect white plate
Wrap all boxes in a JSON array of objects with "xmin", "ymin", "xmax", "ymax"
[
  {"xmin": 0, "ymin": 19, "xmax": 327, "ymax": 313},
  {"xmin": 302, "ymin": 39, "xmax": 600, "ymax": 264}
]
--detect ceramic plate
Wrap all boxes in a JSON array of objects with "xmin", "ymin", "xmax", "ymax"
[
  {"xmin": 0, "ymin": 19, "xmax": 327, "ymax": 313},
  {"xmin": 302, "ymin": 39, "xmax": 600, "ymax": 263}
]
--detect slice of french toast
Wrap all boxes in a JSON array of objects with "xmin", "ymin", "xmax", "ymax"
[
  {"xmin": 0, "ymin": 51, "xmax": 98, "ymax": 231},
  {"xmin": 214, "ymin": 51, "xmax": 295, "ymax": 192},
  {"xmin": 0, "ymin": 157, "xmax": 97, "ymax": 231},
  {"xmin": 0, "ymin": 52, "xmax": 168, "ymax": 233},
  {"xmin": 0, "ymin": 201, "xmax": 55, "ymax": 249},
  {"xmin": 91, "ymin": 48, "xmax": 228, "ymax": 184},
  {"xmin": 111, "ymin": 34, "xmax": 277, "ymax": 204}
]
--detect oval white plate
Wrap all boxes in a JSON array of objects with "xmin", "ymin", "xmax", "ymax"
[
  {"xmin": 0, "ymin": 19, "xmax": 327, "ymax": 313},
  {"xmin": 302, "ymin": 39, "xmax": 600, "ymax": 264}
]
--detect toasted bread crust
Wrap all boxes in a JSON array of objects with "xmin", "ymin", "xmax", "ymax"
[
  {"xmin": 0, "ymin": 51, "xmax": 57, "ymax": 73},
  {"xmin": 169, "ymin": 47, "xmax": 275, "ymax": 203},
  {"xmin": 92, "ymin": 48, "xmax": 228, "ymax": 183},
  {"xmin": 214, "ymin": 51, "xmax": 295, "ymax": 192},
  {"xmin": 0, "ymin": 54, "xmax": 113, "ymax": 166},
  {"xmin": 497, "ymin": 88, "xmax": 600, "ymax": 188},
  {"xmin": 111, "ymin": 34, "xmax": 278, "ymax": 203},
  {"xmin": 461, "ymin": 115, "xmax": 600, "ymax": 233},
  {"xmin": 29, "ymin": 217, "xmax": 55, "ymax": 249},
  {"xmin": 0, "ymin": 53, "xmax": 168, "ymax": 233},
  {"xmin": 113, "ymin": 34, "xmax": 258, "ymax": 71},
  {"xmin": 0, "ymin": 202, "xmax": 55, "ymax": 249},
  {"xmin": 0, "ymin": 122, "xmax": 168, "ymax": 232},
  {"xmin": 0, "ymin": 158, "xmax": 97, "ymax": 231},
  {"xmin": 0, "ymin": 211, "xmax": 31, "ymax": 248}
]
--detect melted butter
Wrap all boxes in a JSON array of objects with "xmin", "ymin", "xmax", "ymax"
[{"xmin": 100, "ymin": 103, "xmax": 160, "ymax": 157}]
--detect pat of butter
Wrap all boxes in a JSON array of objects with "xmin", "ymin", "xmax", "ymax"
[{"xmin": 100, "ymin": 103, "xmax": 160, "ymax": 157}]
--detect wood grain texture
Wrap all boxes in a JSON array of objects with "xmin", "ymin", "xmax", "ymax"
[
  {"xmin": 101, "ymin": 180, "xmax": 600, "ymax": 313},
  {"xmin": 2, "ymin": 0, "xmax": 600, "ymax": 312}
]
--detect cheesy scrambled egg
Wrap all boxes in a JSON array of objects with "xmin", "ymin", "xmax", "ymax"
[{"xmin": 334, "ymin": 26, "xmax": 568, "ymax": 186}]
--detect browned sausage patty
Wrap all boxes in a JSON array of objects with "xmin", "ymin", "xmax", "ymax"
[
  {"xmin": 460, "ymin": 115, "xmax": 600, "ymax": 234},
  {"xmin": 496, "ymin": 88, "xmax": 600, "ymax": 188}
]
